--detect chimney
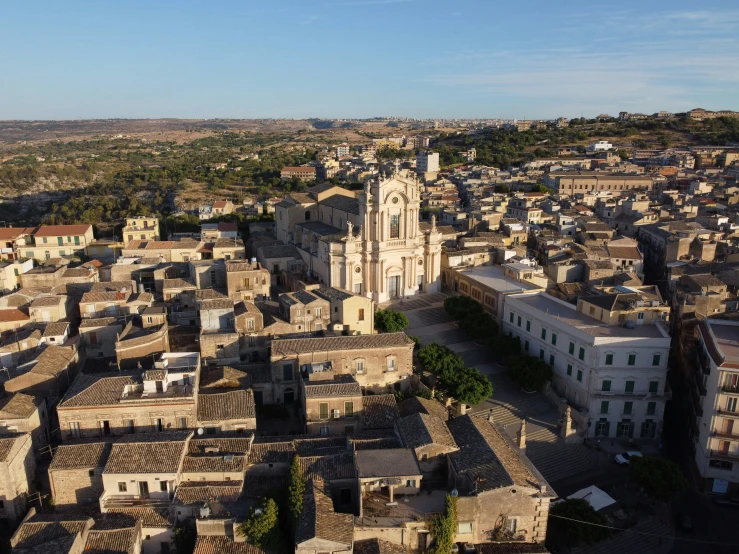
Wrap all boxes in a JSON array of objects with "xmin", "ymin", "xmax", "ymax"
[{"xmin": 516, "ymin": 419, "xmax": 527, "ymax": 451}]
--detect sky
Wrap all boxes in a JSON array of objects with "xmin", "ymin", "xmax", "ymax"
[{"xmin": 1, "ymin": 0, "xmax": 738, "ymax": 120}]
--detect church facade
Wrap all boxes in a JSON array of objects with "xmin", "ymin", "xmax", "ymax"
[{"xmin": 275, "ymin": 170, "xmax": 443, "ymax": 303}]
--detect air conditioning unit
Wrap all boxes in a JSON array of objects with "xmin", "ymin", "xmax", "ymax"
[{"xmin": 332, "ymin": 410, "xmax": 341, "ymax": 419}]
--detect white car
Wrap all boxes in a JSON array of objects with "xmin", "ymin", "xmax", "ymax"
[{"xmin": 614, "ymin": 451, "xmax": 643, "ymax": 465}]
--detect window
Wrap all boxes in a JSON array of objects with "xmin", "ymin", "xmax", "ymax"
[
  {"xmin": 345, "ymin": 402, "xmax": 354, "ymax": 417},
  {"xmin": 305, "ymin": 211, "xmax": 311, "ymax": 221},
  {"xmin": 89, "ymin": 332, "xmax": 98, "ymax": 345},
  {"xmin": 57, "ymin": 237, "xmax": 63, "ymax": 246},
  {"xmin": 602, "ymin": 380, "xmax": 611, "ymax": 392},
  {"xmin": 549, "ymin": 354, "xmax": 555, "ymax": 366},
  {"xmin": 524, "ymin": 340, "xmax": 529, "ymax": 352},
  {"xmin": 649, "ymin": 381, "xmax": 659, "ymax": 394},
  {"xmin": 125, "ymin": 420, "xmax": 135, "ymax": 434},
  {"xmin": 647, "ymin": 402, "xmax": 656, "ymax": 416},
  {"xmin": 551, "ymin": 333, "xmax": 557, "ymax": 346},
  {"xmin": 567, "ymin": 364, "xmax": 572, "ymax": 376},
  {"xmin": 595, "ymin": 418, "xmax": 609, "ymax": 436},
  {"xmin": 390, "ymin": 214, "xmax": 400, "ymax": 239},
  {"xmin": 506, "ymin": 518, "xmax": 517, "ymax": 534},
  {"xmin": 358, "ymin": 309, "xmax": 365, "ymax": 321},
  {"xmin": 206, "ymin": 427, "xmax": 217, "ymax": 436},
  {"xmin": 605, "ymin": 353, "xmax": 613, "ymax": 365},
  {"xmin": 517, "ymin": 316, "xmax": 521, "ymax": 327},
  {"xmin": 178, "ymin": 417, "xmax": 188, "ymax": 429},
  {"xmin": 406, "ymin": 479, "xmax": 417, "ymax": 488},
  {"xmin": 727, "ymin": 398, "xmax": 738, "ymax": 413},
  {"xmin": 625, "ymin": 381, "xmax": 634, "ymax": 394},
  {"xmin": 153, "ymin": 418, "xmax": 163, "ymax": 432},
  {"xmin": 569, "ymin": 342, "xmax": 575, "ymax": 355},
  {"xmin": 576, "ymin": 369, "xmax": 583, "ymax": 382},
  {"xmin": 118, "ymin": 482, "xmax": 127, "ymax": 492},
  {"xmin": 509, "ymin": 312, "xmax": 514, "ymax": 323},
  {"xmin": 541, "ymin": 328, "xmax": 547, "ymax": 340},
  {"xmin": 578, "ymin": 347, "xmax": 585, "ymax": 361},
  {"xmin": 246, "ymin": 318, "xmax": 255, "ymax": 331},
  {"xmin": 458, "ymin": 523, "xmax": 473, "ymax": 534},
  {"xmin": 709, "ymin": 459, "xmax": 733, "ymax": 470},
  {"xmin": 314, "ymin": 308, "xmax": 322, "ymax": 317},
  {"xmin": 160, "ymin": 481, "xmax": 169, "ymax": 492},
  {"xmin": 283, "ymin": 364, "xmax": 293, "ymax": 380},
  {"xmin": 526, "ymin": 320, "xmax": 531, "ymax": 332},
  {"xmin": 69, "ymin": 422, "xmax": 81, "ymax": 438},
  {"xmin": 355, "ymin": 359, "xmax": 365, "ymax": 374},
  {"xmin": 387, "ymin": 357, "xmax": 396, "ymax": 371},
  {"xmin": 600, "ymin": 401, "xmax": 609, "ymax": 414},
  {"xmin": 539, "ymin": 349, "xmax": 544, "ymax": 360},
  {"xmin": 628, "ymin": 354, "xmax": 636, "ymax": 366},
  {"xmin": 319, "ymin": 426, "xmax": 329, "ymax": 436},
  {"xmin": 624, "ymin": 401, "xmax": 633, "ymax": 415},
  {"xmin": 652, "ymin": 354, "xmax": 661, "ymax": 366},
  {"xmin": 89, "ymin": 469, "xmax": 95, "ymax": 477},
  {"xmin": 319, "ymin": 403, "xmax": 329, "ymax": 419}
]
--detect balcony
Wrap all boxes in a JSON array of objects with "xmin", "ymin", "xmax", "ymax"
[
  {"xmin": 101, "ymin": 491, "xmax": 173, "ymax": 510},
  {"xmin": 593, "ymin": 388, "xmax": 672, "ymax": 401},
  {"xmin": 712, "ymin": 430, "xmax": 739, "ymax": 440},
  {"xmin": 717, "ymin": 409, "xmax": 739, "ymax": 418},
  {"xmin": 721, "ymin": 385, "xmax": 739, "ymax": 396},
  {"xmin": 710, "ymin": 450, "xmax": 739, "ymax": 463}
]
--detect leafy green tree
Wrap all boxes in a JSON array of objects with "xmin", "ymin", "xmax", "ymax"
[
  {"xmin": 172, "ymin": 520, "xmax": 197, "ymax": 554},
  {"xmin": 288, "ymin": 455, "xmax": 306, "ymax": 535},
  {"xmin": 546, "ymin": 498, "xmax": 610, "ymax": 548},
  {"xmin": 629, "ymin": 456, "xmax": 687, "ymax": 501},
  {"xmin": 428, "ymin": 494, "xmax": 458, "ymax": 554},
  {"xmin": 374, "ymin": 309, "xmax": 409, "ymax": 333},
  {"xmin": 488, "ymin": 335, "xmax": 521, "ymax": 358},
  {"xmin": 458, "ymin": 311, "xmax": 498, "ymax": 341},
  {"xmin": 508, "ymin": 355, "xmax": 553, "ymax": 391},
  {"xmin": 418, "ymin": 343, "xmax": 465, "ymax": 375},
  {"xmin": 237, "ymin": 498, "xmax": 282, "ymax": 550},
  {"xmin": 418, "ymin": 343, "xmax": 492, "ymax": 405},
  {"xmin": 444, "ymin": 295, "xmax": 483, "ymax": 320},
  {"xmin": 451, "ymin": 367, "xmax": 493, "ymax": 405}
]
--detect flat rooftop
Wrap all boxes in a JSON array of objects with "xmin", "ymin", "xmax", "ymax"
[
  {"xmin": 707, "ymin": 320, "xmax": 739, "ymax": 363},
  {"xmin": 511, "ymin": 293, "xmax": 669, "ymax": 340},
  {"xmin": 458, "ymin": 264, "xmax": 542, "ymax": 293}
]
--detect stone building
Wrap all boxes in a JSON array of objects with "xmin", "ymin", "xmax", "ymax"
[
  {"xmin": 275, "ymin": 172, "xmax": 444, "ymax": 303},
  {"xmin": 279, "ymin": 290, "xmax": 331, "ymax": 333},
  {"xmin": 0, "ymin": 392, "xmax": 49, "ymax": 456},
  {"xmin": 396, "ymin": 412, "xmax": 458, "ymax": 476},
  {"xmin": 48, "ymin": 441, "xmax": 113, "ymax": 507},
  {"xmin": 313, "ymin": 286, "xmax": 375, "ymax": 336},
  {"xmin": 196, "ymin": 389, "xmax": 256, "ymax": 433},
  {"xmin": 27, "ymin": 295, "xmax": 72, "ymax": 324},
  {"xmin": 79, "ymin": 317, "xmax": 124, "ymax": 358},
  {"xmin": 300, "ymin": 375, "xmax": 364, "ymax": 435},
  {"xmin": 115, "ymin": 317, "xmax": 170, "ymax": 369},
  {"xmin": 0, "ymin": 433, "xmax": 36, "ymax": 524},
  {"xmin": 270, "ymin": 333, "xmax": 415, "ymax": 404},
  {"xmin": 5, "ymin": 344, "xmax": 79, "ymax": 398},
  {"xmin": 225, "ymin": 260, "xmax": 271, "ymax": 302}
]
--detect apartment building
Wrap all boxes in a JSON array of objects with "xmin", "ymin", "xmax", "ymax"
[
  {"xmin": 416, "ymin": 151, "xmax": 440, "ymax": 174},
  {"xmin": 0, "ymin": 259, "xmax": 33, "ymax": 294},
  {"xmin": 544, "ymin": 173, "xmax": 660, "ymax": 196},
  {"xmin": 695, "ymin": 319, "xmax": 739, "ymax": 495},
  {"xmin": 123, "ymin": 216, "xmax": 159, "ymax": 246},
  {"xmin": 0, "ymin": 227, "xmax": 34, "ymax": 261},
  {"xmin": 281, "ymin": 166, "xmax": 317, "ymax": 181},
  {"xmin": 225, "ymin": 260, "xmax": 271, "ymax": 301},
  {"xmin": 23, "ymin": 224, "xmax": 95, "ymax": 260},
  {"xmin": 503, "ymin": 291, "xmax": 671, "ymax": 440}
]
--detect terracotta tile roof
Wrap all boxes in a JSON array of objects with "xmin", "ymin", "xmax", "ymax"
[
  {"xmin": 30, "ymin": 296, "xmax": 65, "ymax": 308},
  {"xmin": 188, "ymin": 435, "xmax": 254, "ymax": 456},
  {"xmin": 197, "ymin": 389, "xmax": 255, "ymax": 422},
  {"xmin": 272, "ymin": 332, "xmax": 413, "ymax": 356},
  {"xmin": 30, "ymin": 345, "xmax": 75, "ymax": 376},
  {"xmin": 59, "ymin": 373, "xmax": 136, "ymax": 408},
  {"xmin": 104, "ymin": 438, "xmax": 187, "ymax": 474},
  {"xmin": 0, "ymin": 392, "xmax": 39, "ymax": 419},
  {"xmin": 397, "ymin": 396, "xmax": 449, "ymax": 421},
  {"xmin": 33, "ymin": 225, "xmax": 92, "ymax": 237},
  {"xmin": 183, "ymin": 454, "xmax": 247, "ymax": 473},
  {"xmin": 43, "ymin": 321, "xmax": 70, "ymax": 337},
  {"xmin": 193, "ymin": 535, "xmax": 267, "ymax": 554},
  {"xmin": 12, "ymin": 519, "xmax": 90, "ymax": 549},
  {"xmin": 199, "ymin": 299, "xmax": 235, "ymax": 311},
  {"xmin": 79, "ymin": 317, "xmax": 120, "ymax": 328},
  {"xmin": 91, "ymin": 282, "xmax": 135, "ymax": 293},
  {"xmin": 447, "ymin": 415, "xmax": 540, "ymax": 493},
  {"xmin": 199, "ymin": 365, "xmax": 251, "ymax": 390},
  {"xmin": 83, "ymin": 527, "xmax": 139, "ymax": 554},
  {"xmin": 349, "ymin": 429, "xmax": 402, "ymax": 450},
  {"xmin": 106, "ymin": 508, "xmax": 173, "ymax": 528},
  {"xmin": 143, "ymin": 369, "xmax": 166, "ymax": 381},
  {"xmin": 299, "ymin": 453, "xmax": 355, "ymax": 481},
  {"xmin": 362, "ymin": 394, "xmax": 399, "ymax": 429},
  {"xmin": 81, "ymin": 291, "xmax": 129, "ymax": 304},
  {"xmin": 175, "ymin": 480, "xmax": 243, "ymax": 505},
  {"xmin": 63, "ymin": 267, "xmax": 94, "ymax": 278},
  {"xmin": 303, "ymin": 376, "xmax": 362, "ymax": 398},
  {"xmin": 0, "ymin": 435, "xmax": 25, "ymax": 461},
  {"xmin": 476, "ymin": 543, "xmax": 549, "ymax": 554},
  {"xmin": 50, "ymin": 442, "xmax": 112, "ymax": 470},
  {"xmin": 296, "ymin": 479, "xmax": 353, "ymax": 546},
  {"xmin": 0, "ymin": 226, "xmax": 34, "ymax": 240},
  {"xmin": 249, "ymin": 436, "xmax": 347, "ymax": 464},
  {"xmin": 194, "ymin": 289, "xmax": 229, "ymax": 300},
  {"xmin": 397, "ymin": 413, "xmax": 458, "ymax": 450},
  {"xmin": 354, "ymin": 538, "xmax": 409, "ymax": 554},
  {"xmin": 0, "ymin": 308, "xmax": 30, "ymax": 323},
  {"xmin": 162, "ymin": 278, "xmax": 196, "ymax": 289}
]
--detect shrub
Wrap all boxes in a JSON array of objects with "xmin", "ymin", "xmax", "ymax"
[
  {"xmin": 508, "ymin": 355, "xmax": 553, "ymax": 391},
  {"xmin": 374, "ymin": 309, "xmax": 409, "ymax": 333},
  {"xmin": 428, "ymin": 494, "xmax": 458, "ymax": 554},
  {"xmin": 629, "ymin": 456, "xmax": 687, "ymax": 502},
  {"xmin": 547, "ymin": 498, "xmax": 610, "ymax": 548},
  {"xmin": 237, "ymin": 498, "xmax": 282, "ymax": 549}
]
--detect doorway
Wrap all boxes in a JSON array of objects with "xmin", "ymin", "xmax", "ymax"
[
  {"xmin": 138, "ymin": 481, "xmax": 150, "ymax": 498},
  {"xmin": 388, "ymin": 275, "xmax": 401, "ymax": 298}
]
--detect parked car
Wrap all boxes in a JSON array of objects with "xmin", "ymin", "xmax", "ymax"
[{"xmin": 614, "ymin": 451, "xmax": 643, "ymax": 465}]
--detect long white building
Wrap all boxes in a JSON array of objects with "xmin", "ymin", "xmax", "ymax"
[
  {"xmin": 695, "ymin": 319, "xmax": 739, "ymax": 495},
  {"xmin": 502, "ymin": 291, "xmax": 671, "ymax": 440}
]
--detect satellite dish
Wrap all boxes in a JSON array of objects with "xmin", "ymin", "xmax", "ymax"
[
  {"xmin": 451, "ymin": 489, "xmax": 459, "ymax": 497},
  {"xmin": 197, "ymin": 428, "xmax": 204, "ymax": 435}
]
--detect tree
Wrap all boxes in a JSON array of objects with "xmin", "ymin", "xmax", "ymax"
[
  {"xmin": 629, "ymin": 456, "xmax": 687, "ymax": 501},
  {"xmin": 374, "ymin": 309, "xmax": 409, "ymax": 333},
  {"xmin": 172, "ymin": 520, "xmax": 197, "ymax": 554},
  {"xmin": 428, "ymin": 494, "xmax": 458, "ymax": 554},
  {"xmin": 546, "ymin": 498, "xmax": 610, "ymax": 548},
  {"xmin": 418, "ymin": 343, "xmax": 465, "ymax": 375},
  {"xmin": 508, "ymin": 355, "xmax": 553, "ymax": 391},
  {"xmin": 237, "ymin": 498, "xmax": 282, "ymax": 549},
  {"xmin": 444, "ymin": 295, "xmax": 483, "ymax": 320},
  {"xmin": 451, "ymin": 366, "xmax": 493, "ymax": 405},
  {"xmin": 458, "ymin": 311, "xmax": 498, "ymax": 341},
  {"xmin": 288, "ymin": 455, "xmax": 306, "ymax": 535},
  {"xmin": 418, "ymin": 343, "xmax": 492, "ymax": 405}
]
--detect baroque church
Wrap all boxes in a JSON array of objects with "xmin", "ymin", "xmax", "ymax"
[{"xmin": 275, "ymin": 168, "xmax": 443, "ymax": 303}]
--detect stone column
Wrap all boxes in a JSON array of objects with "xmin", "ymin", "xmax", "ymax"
[
  {"xmin": 517, "ymin": 419, "xmax": 527, "ymax": 451},
  {"xmin": 561, "ymin": 405, "xmax": 572, "ymax": 439}
]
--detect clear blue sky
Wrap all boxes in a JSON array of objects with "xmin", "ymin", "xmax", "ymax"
[{"xmin": 1, "ymin": 0, "xmax": 738, "ymax": 120}]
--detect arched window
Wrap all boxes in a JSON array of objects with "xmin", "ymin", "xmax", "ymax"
[{"xmin": 390, "ymin": 215, "xmax": 400, "ymax": 239}]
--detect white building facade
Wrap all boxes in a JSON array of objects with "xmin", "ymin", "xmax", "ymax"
[
  {"xmin": 502, "ymin": 292, "xmax": 671, "ymax": 440},
  {"xmin": 416, "ymin": 151, "xmax": 440, "ymax": 174}
]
